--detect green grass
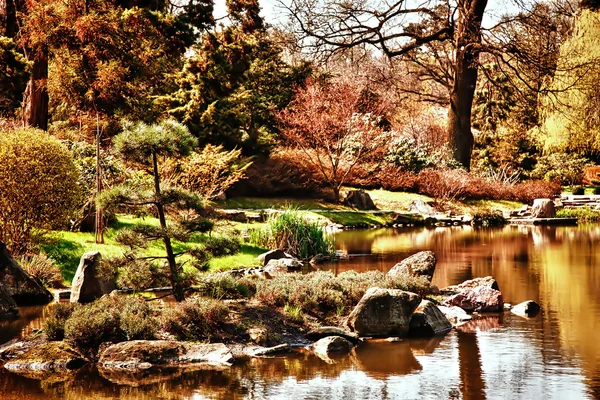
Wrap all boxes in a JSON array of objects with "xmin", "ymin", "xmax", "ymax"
[
  {"xmin": 556, "ymin": 207, "xmax": 600, "ymax": 222},
  {"xmin": 40, "ymin": 215, "xmax": 267, "ymax": 284},
  {"xmin": 212, "ymin": 197, "xmax": 346, "ymax": 211},
  {"xmin": 311, "ymin": 211, "xmax": 394, "ymax": 226}
]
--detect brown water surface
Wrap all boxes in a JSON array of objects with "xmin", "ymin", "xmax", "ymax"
[{"xmin": 1, "ymin": 225, "xmax": 600, "ymax": 399}]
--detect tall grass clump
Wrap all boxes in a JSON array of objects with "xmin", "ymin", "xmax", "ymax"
[
  {"xmin": 557, "ymin": 207, "xmax": 600, "ymax": 222},
  {"xmin": 249, "ymin": 208, "xmax": 334, "ymax": 259}
]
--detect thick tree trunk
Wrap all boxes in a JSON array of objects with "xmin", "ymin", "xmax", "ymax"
[
  {"xmin": 0, "ymin": 0, "xmax": 17, "ymax": 37},
  {"xmin": 152, "ymin": 151, "xmax": 184, "ymax": 302},
  {"xmin": 23, "ymin": 50, "xmax": 49, "ymax": 130},
  {"xmin": 447, "ymin": 0, "xmax": 488, "ymax": 171}
]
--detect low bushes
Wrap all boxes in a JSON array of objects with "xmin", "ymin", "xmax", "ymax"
[
  {"xmin": 161, "ymin": 296, "xmax": 229, "ymax": 341},
  {"xmin": 203, "ymin": 236, "xmax": 241, "ymax": 257},
  {"xmin": 250, "ymin": 209, "xmax": 334, "ymax": 259},
  {"xmin": 44, "ymin": 303, "xmax": 78, "ymax": 341},
  {"xmin": 18, "ymin": 253, "xmax": 64, "ymax": 288},
  {"xmin": 556, "ymin": 207, "xmax": 600, "ymax": 223}
]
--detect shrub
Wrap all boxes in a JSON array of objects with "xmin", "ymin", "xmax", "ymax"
[
  {"xmin": 203, "ymin": 236, "xmax": 241, "ymax": 257},
  {"xmin": 416, "ymin": 168, "xmax": 470, "ymax": 201},
  {"xmin": 556, "ymin": 207, "xmax": 600, "ymax": 222},
  {"xmin": 161, "ymin": 296, "xmax": 229, "ymax": 341},
  {"xmin": 0, "ymin": 127, "xmax": 81, "ymax": 254},
  {"xmin": 64, "ymin": 295, "xmax": 158, "ymax": 357},
  {"xmin": 572, "ymin": 185, "xmax": 585, "ymax": 195},
  {"xmin": 531, "ymin": 153, "xmax": 589, "ymax": 185},
  {"xmin": 18, "ymin": 253, "xmax": 64, "ymax": 288},
  {"xmin": 196, "ymin": 272, "xmax": 251, "ymax": 299},
  {"xmin": 44, "ymin": 303, "xmax": 78, "ymax": 341},
  {"xmin": 593, "ymin": 187, "xmax": 600, "ymax": 195},
  {"xmin": 471, "ymin": 212, "xmax": 507, "ymax": 227},
  {"xmin": 250, "ymin": 209, "xmax": 334, "ymax": 259},
  {"xmin": 165, "ymin": 144, "xmax": 251, "ymax": 199},
  {"xmin": 511, "ymin": 180, "xmax": 562, "ymax": 203}
]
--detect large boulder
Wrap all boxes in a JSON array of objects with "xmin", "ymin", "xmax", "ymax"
[
  {"xmin": 70, "ymin": 251, "xmax": 115, "ymax": 303},
  {"xmin": 408, "ymin": 300, "xmax": 452, "ymax": 336},
  {"xmin": 257, "ymin": 249, "xmax": 293, "ymax": 266},
  {"xmin": 264, "ymin": 258, "xmax": 303, "ymax": 274},
  {"xmin": 511, "ymin": 300, "xmax": 541, "ymax": 318},
  {"xmin": 98, "ymin": 341, "xmax": 233, "ymax": 371},
  {"xmin": 408, "ymin": 199, "xmax": 436, "ymax": 216},
  {"xmin": 305, "ymin": 326, "xmax": 360, "ymax": 344},
  {"xmin": 345, "ymin": 287, "xmax": 421, "ymax": 337},
  {"xmin": 4, "ymin": 342, "xmax": 87, "ymax": 376},
  {"xmin": 531, "ymin": 199, "xmax": 556, "ymax": 218},
  {"xmin": 310, "ymin": 336, "xmax": 353, "ymax": 363},
  {"xmin": 343, "ymin": 190, "xmax": 377, "ymax": 210},
  {"xmin": 444, "ymin": 286, "xmax": 503, "ymax": 312},
  {"xmin": 0, "ymin": 283, "xmax": 18, "ymax": 320},
  {"xmin": 0, "ymin": 241, "xmax": 53, "ymax": 305},
  {"xmin": 387, "ymin": 251, "xmax": 437, "ymax": 282}
]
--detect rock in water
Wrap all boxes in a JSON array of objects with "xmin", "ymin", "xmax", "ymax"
[
  {"xmin": 343, "ymin": 190, "xmax": 377, "ymax": 210},
  {"xmin": 0, "ymin": 241, "xmax": 53, "ymax": 305},
  {"xmin": 511, "ymin": 300, "xmax": 541, "ymax": 317},
  {"xmin": 70, "ymin": 251, "xmax": 115, "ymax": 303},
  {"xmin": 437, "ymin": 305, "xmax": 472, "ymax": 326},
  {"xmin": 305, "ymin": 327, "xmax": 360, "ymax": 344},
  {"xmin": 444, "ymin": 286, "xmax": 503, "ymax": 312},
  {"xmin": 441, "ymin": 276, "xmax": 499, "ymax": 294},
  {"xmin": 387, "ymin": 251, "xmax": 437, "ymax": 282},
  {"xmin": 531, "ymin": 199, "xmax": 556, "ymax": 218},
  {"xmin": 0, "ymin": 283, "xmax": 18, "ymax": 320},
  {"xmin": 311, "ymin": 336, "xmax": 353, "ymax": 362},
  {"xmin": 4, "ymin": 342, "xmax": 86, "ymax": 377},
  {"xmin": 345, "ymin": 287, "xmax": 421, "ymax": 337},
  {"xmin": 257, "ymin": 249, "xmax": 293, "ymax": 266},
  {"xmin": 409, "ymin": 300, "xmax": 452, "ymax": 336},
  {"xmin": 99, "ymin": 341, "xmax": 233, "ymax": 371}
]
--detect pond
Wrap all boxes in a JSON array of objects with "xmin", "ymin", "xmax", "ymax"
[{"xmin": 1, "ymin": 224, "xmax": 600, "ymax": 399}]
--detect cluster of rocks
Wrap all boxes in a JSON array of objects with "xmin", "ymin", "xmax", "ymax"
[
  {"xmin": 229, "ymin": 249, "xmax": 331, "ymax": 279},
  {"xmin": 503, "ymin": 198, "xmax": 556, "ymax": 219}
]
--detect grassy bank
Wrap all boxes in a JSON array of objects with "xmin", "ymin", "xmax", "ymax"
[{"xmin": 41, "ymin": 215, "xmax": 266, "ymax": 285}]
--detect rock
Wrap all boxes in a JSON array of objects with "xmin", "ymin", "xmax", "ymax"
[
  {"xmin": 345, "ymin": 287, "xmax": 421, "ymax": 337},
  {"xmin": 309, "ymin": 254, "xmax": 329, "ymax": 264},
  {"xmin": 0, "ymin": 241, "xmax": 53, "ymax": 305},
  {"xmin": 251, "ymin": 343, "xmax": 290, "ymax": 357},
  {"xmin": 444, "ymin": 286, "xmax": 503, "ymax": 312},
  {"xmin": 408, "ymin": 300, "xmax": 452, "ymax": 336},
  {"xmin": 257, "ymin": 249, "xmax": 293, "ymax": 266},
  {"xmin": 437, "ymin": 305, "xmax": 472, "ymax": 325},
  {"xmin": 0, "ymin": 283, "xmax": 18, "ymax": 320},
  {"xmin": 98, "ymin": 341, "xmax": 233, "ymax": 371},
  {"xmin": 70, "ymin": 251, "xmax": 115, "ymax": 303},
  {"xmin": 248, "ymin": 327, "xmax": 270, "ymax": 346},
  {"xmin": 310, "ymin": 336, "xmax": 353, "ymax": 362},
  {"xmin": 531, "ymin": 198, "xmax": 556, "ymax": 218},
  {"xmin": 387, "ymin": 251, "xmax": 437, "ymax": 282},
  {"xmin": 441, "ymin": 276, "xmax": 499, "ymax": 294},
  {"xmin": 511, "ymin": 300, "xmax": 541, "ymax": 317},
  {"xmin": 385, "ymin": 337, "xmax": 402, "ymax": 342},
  {"xmin": 305, "ymin": 326, "xmax": 360, "ymax": 344},
  {"xmin": 4, "ymin": 342, "xmax": 86, "ymax": 376},
  {"xmin": 217, "ymin": 210, "xmax": 247, "ymax": 222},
  {"xmin": 264, "ymin": 258, "xmax": 303, "ymax": 274},
  {"xmin": 408, "ymin": 199, "xmax": 436, "ymax": 216},
  {"xmin": 343, "ymin": 190, "xmax": 377, "ymax": 210}
]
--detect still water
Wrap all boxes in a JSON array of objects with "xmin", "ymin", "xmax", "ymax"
[{"xmin": 1, "ymin": 224, "xmax": 600, "ymax": 399}]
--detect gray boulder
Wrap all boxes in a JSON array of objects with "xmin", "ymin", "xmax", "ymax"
[
  {"xmin": 531, "ymin": 199, "xmax": 555, "ymax": 218},
  {"xmin": 0, "ymin": 241, "xmax": 53, "ymax": 305},
  {"xmin": 310, "ymin": 336, "xmax": 353, "ymax": 362},
  {"xmin": 345, "ymin": 287, "xmax": 421, "ymax": 337},
  {"xmin": 388, "ymin": 251, "xmax": 437, "ymax": 282},
  {"xmin": 0, "ymin": 283, "xmax": 18, "ymax": 320},
  {"xmin": 305, "ymin": 326, "xmax": 360, "ymax": 344},
  {"xmin": 408, "ymin": 199, "xmax": 436, "ymax": 216},
  {"xmin": 511, "ymin": 300, "xmax": 541, "ymax": 318},
  {"xmin": 437, "ymin": 305, "xmax": 472, "ymax": 326},
  {"xmin": 444, "ymin": 286, "xmax": 503, "ymax": 312},
  {"xmin": 257, "ymin": 249, "xmax": 293, "ymax": 266},
  {"xmin": 441, "ymin": 276, "xmax": 499, "ymax": 294},
  {"xmin": 70, "ymin": 251, "xmax": 115, "ymax": 303},
  {"xmin": 409, "ymin": 300, "xmax": 452, "ymax": 336},
  {"xmin": 98, "ymin": 341, "xmax": 233, "ymax": 371},
  {"xmin": 264, "ymin": 258, "xmax": 303, "ymax": 274},
  {"xmin": 343, "ymin": 190, "xmax": 377, "ymax": 210}
]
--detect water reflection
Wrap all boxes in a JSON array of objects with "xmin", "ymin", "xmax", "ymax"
[{"xmin": 2, "ymin": 225, "xmax": 600, "ymax": 399}]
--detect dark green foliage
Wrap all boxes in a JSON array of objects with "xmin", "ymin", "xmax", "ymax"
[
  {"xmin": 580, "ymin": 0, "xmax": 600, "ymax": 12},
  {"xmin": 530, "ymin": 153, "xmax": 589, "ymax": 186},
  {"xmin": 471, "ymin": 212, "xmax": 507, "ymax": 227},
  {"xmin": 0, "ymin": 37, "xmax": 30, "ymax": 117},
  {"xmin": 64, "ymin": 295, "xmax": 158, "ymax": 357},
  {"xmin": 44, "ymin": 303, "xmax": 78, "ymax": 341},
  {"xmin": 161, "ymin": 296, "xmax": 228, "ymax": 340},
  {"xmin": 203, "ymin": 236, "xmax": 241, "ymax": 257},
  {"xmin": 572, "ymin": 186, "xmax": 585, "ymax": 195},
  {"xmin": 196, "ymin": 272, "xmax": 251, "ymax": 299},
  {"xmin": 556, "ymin": 207, "xmax": 600, "ymax": 222},
  {"xmin": 593, "ymin": 187, "xmax": 600, "ymax": 195}
]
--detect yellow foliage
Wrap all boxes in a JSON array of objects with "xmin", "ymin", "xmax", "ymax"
[{"xmin": 0, "ymin": 127, "xmax": 81, "ymax": 254}]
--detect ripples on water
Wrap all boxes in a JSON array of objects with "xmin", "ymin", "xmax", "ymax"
[{"xmin": 1, "ymin": 225, "xmax": 600, "ymax": 399}]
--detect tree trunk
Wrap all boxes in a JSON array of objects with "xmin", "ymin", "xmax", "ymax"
[
  {"xmin": 0, "ymin": 0, "xmax": 17, "ymax": 37},
  {"xmin": 23, "ymin": 50, "xmax": 49, "ymax": 130},
  {"xmin": 152, "ymin": 151, "xmax": 184, "ymax": 302},
  {"xmin": 447, "ymin": 0, "xmax": 488, "ymax": 171}
]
